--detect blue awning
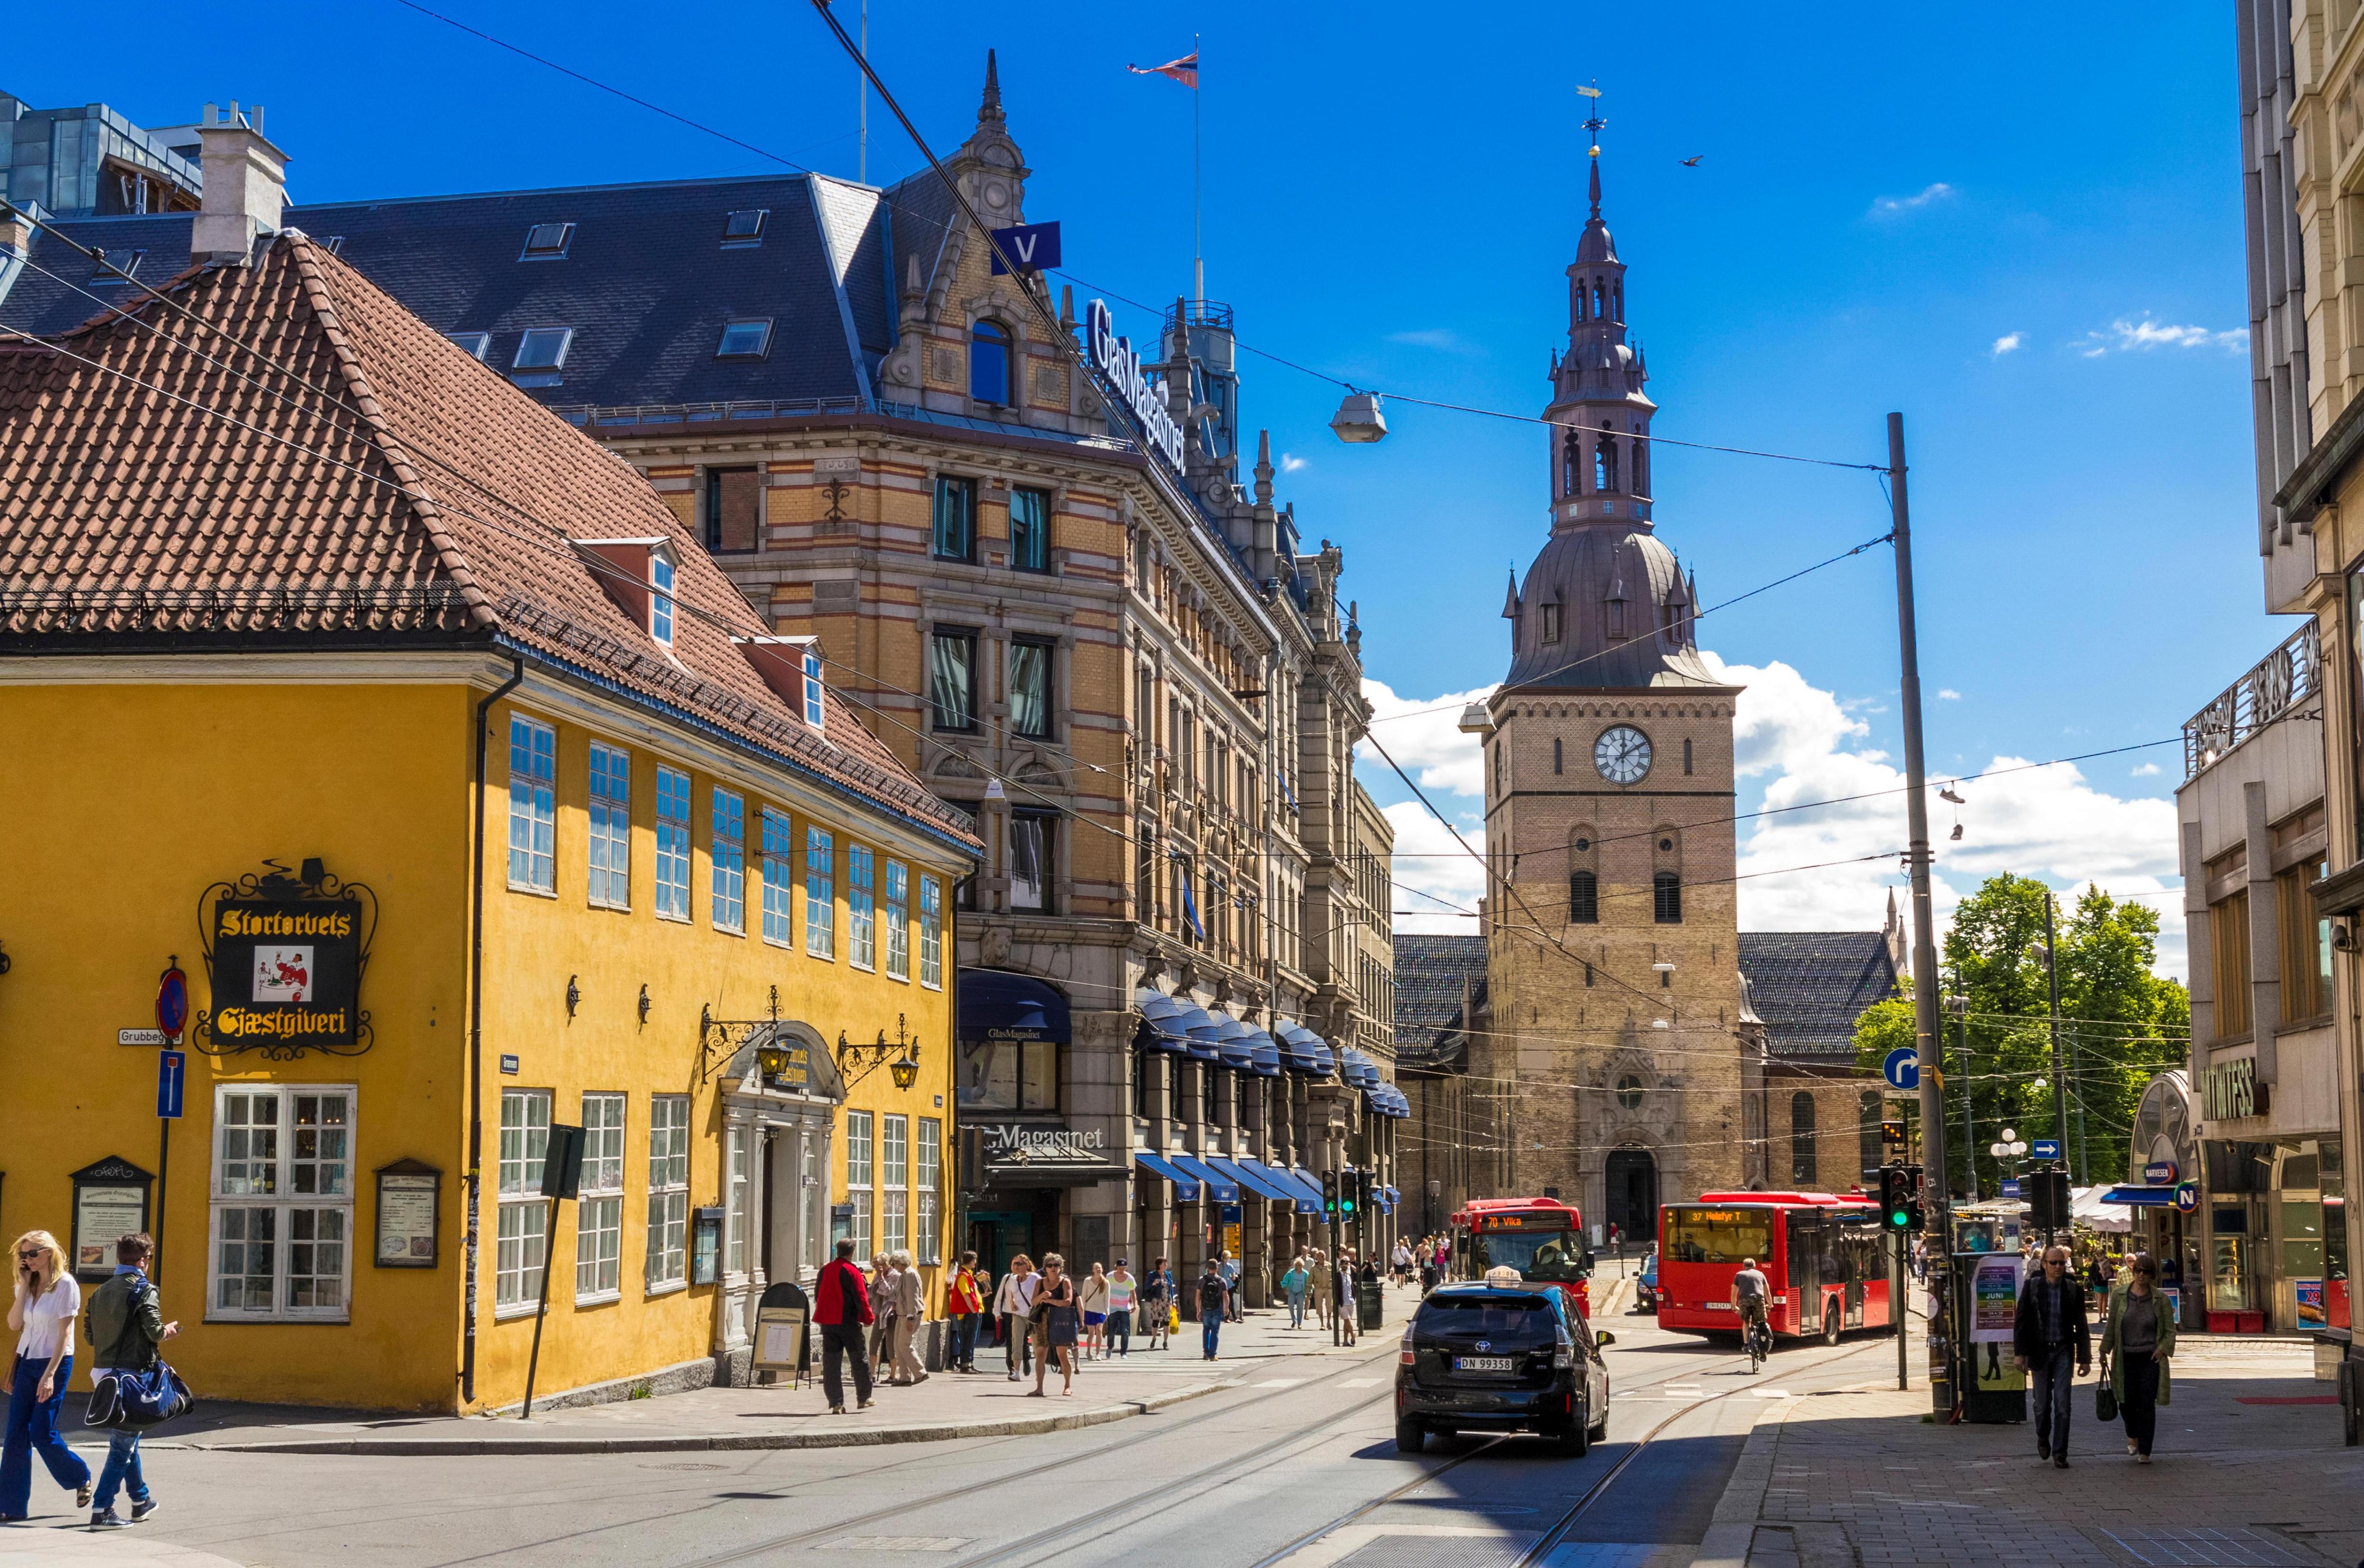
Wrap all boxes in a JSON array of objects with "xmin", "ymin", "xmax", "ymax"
[
  {"xmin": 2100, "ymin": 1185, "xmax": 2178, "ymax": 1207},
  {"xmin": 1383, "ymin": 1185, "xmax": 1401, "ymax": 1204},
  {"xmin": 1290, "ymin": 1165, "xmax": 1327, "ymax": 1204},
  {"xmin": 1277, "ymin": 1022, "xmax": 1334, "ymax": 1075},
  {"xmin": 1247, "ymin": 1031, "xmax": 1283, "ymax": 1077},
  {"xmin": 1134, "ymin": 991, "xmax": 1190, "ymax": 1054},
  {"xmin": 1369, "ymin": 1182, "xmax": 1394, "ymax": 1213},
  {"xmin": 1174, "ymin": 1005, "xmax": 1223, "ymax": 1063},
  {"xmin": 959, "ymin": 969, "xmax": 1071, "ymax": 1044},
  {"xmin": 1204, "ymin": 1156, "xmax": 1292, "ymax": 1207},
  {"xmin": 1210, "ymin": 1014, "xmax": 1258, "ymax": 1070},
  {"xmin": 1133, "ymin": 1151, "xmax": 1202, "ymax": 1202},
  {"xmin": 1167, "ymin": 1154, "xmax": 1238, "ymax": 1203},
  {"xmin": 1239, "ymin": 1157, "xmax": 1319, "ymax": 1214}
]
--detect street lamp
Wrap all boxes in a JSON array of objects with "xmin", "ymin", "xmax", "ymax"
[{"xmin": 1329, "ymin": 390, "xmax": 1388, "ymax": 443}]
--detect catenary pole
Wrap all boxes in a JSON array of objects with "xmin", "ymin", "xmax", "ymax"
[
  {"xmin": 1888, "ymin": 413, "xmax": 1952, "ymax": 1417},
  {"xmin": 2044, "ymin": 892, "xmax": 2072, "ymax": 1230}
]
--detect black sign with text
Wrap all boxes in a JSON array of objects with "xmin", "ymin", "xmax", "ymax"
[{"xmin": 205, "ymin": 898, "xmax": 363, "ymax": 1049}]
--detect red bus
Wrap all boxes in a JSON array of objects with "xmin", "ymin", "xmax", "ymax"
[
  {"xmin": 1656, "ymin": 1191, "xmax": 1891, "ymax": 1343},
  {"xmin": 1448, "ymin": 1197, "xmax": 1594, "ymax": 1320}
]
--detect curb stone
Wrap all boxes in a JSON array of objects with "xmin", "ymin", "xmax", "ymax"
[
  {"xmin": 1691, "ymin": 1391, "xmax": 1793, "ymax": 1568},
  {"xmin": 156, "ymin": 1378, "xmax": 1242, "ymax": 1457}
]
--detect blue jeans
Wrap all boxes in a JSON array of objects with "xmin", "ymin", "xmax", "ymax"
[
  {"xmin": 1287, "ymin": 1293, "xmax": 1306, "ymax": 1328},
  {"xmin": 949, "ymin": 1313, "xmax": 980, "ymax": 1367},
  {"xmin": 1202, "ymin": 1310, "xmax": 1222, "ymax": 1357},
  {"xmin": 1106, "ymin": 1309, "xmax": 1131, "ymax": 1355},
  {"xmin": 94, "ymin": 1429, "xmax": 146, "ymax": 1513},
  {"xmin": 2, "ymin": 1354, "xmax": 89, "ymax": 1517},
  {"xmin": 2029, "ymin": 1342, "xmax": 2077, "ymax": 1454}
]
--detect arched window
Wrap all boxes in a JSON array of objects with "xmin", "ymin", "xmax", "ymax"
[
  {"xmin": 1616, "ymin": 1074, "xmax": 1645, "ymax": 1111},
  {"xmin": 970, "ymin": 320, "xmax": 1014, "ymax": 405},
  {"xmin": 1631, "ymin": 431, "xmax": 1648, "ymax": 497},
  {"xmin": 1563, "ymin": 431, "xmax": 1583, "ymax": 495},
  {"xmin": 1653, "ymin": 871, "xmax": 1682, "ymax": 924},
  {"xmin": 1576, "ymin": 280, "xmax": 1589, "ymax": 323},
  {"xmin": 1593, "ymin": 282, "xmax": 1606, "ymax": 319},
  {"xmin": 1791, "ymin": 1092, "xmax": 1818, "ymax": 1185},
  {"xmin": 1613, "ymin": 282, "xmax": 1624, "ymax": 321},
  {"xmin": 1569, "ymin": 869, "xmax": 1598, "ymax": 924},
  {"xmin": 1595, "ymin": 433, "xmax": 1618, "ymax": 494},
  {"xmin": 1859, "ymin": 1090, "xmax": 1884, "ymax": 1182}
]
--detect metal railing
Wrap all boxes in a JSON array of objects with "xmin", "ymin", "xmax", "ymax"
[{"xmin": 2183, "ymin": 619, "xmax": 2321, "ymax": 779}]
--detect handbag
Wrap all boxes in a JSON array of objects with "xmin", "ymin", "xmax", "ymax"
[
  {"xmin": 2094, "ymin": 1352, "xmax": 2117, "ymax": 1424},
  {"xmin": 86, "ymin": 1362, "xmax": 195, "ymax": 1431}
]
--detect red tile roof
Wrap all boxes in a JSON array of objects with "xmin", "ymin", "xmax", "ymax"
[{"xmin": 0, "ymin": 232, "xmax": 978, "ymax": 852}]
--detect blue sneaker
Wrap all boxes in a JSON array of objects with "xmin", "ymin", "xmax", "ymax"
[
  {"xmin": 130, "ymin": 1498, "xmax": 158, "ymax": 1523},
  {"xmin": 89, "ymin": 1511, "xmax": 129, "ymax": 1530}
]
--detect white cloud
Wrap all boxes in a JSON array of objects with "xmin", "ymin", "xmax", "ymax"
[
  {"xmin": 1937, "ymin": 687, "xmax": 1962, "ymax": 700},
  {"xmin": 1385, "ymin": 327, "xmax": 1481, "ymax": 354},
  {"xmin": 1280, "ymin": 452, "xmax": 1307, "ymax": 473},
  {"xmin": 1869, "ymin": 182, "xmax": 1956, "ymax": 218},
  {"xmin": 2130, "ymin": 761, "xmax": 2161, "ymax": 777},
  {"xmin": 1991, "ymin": 333, "xmax": 2023, "ymax": 357},
  {"xmin": 2076, "ymin": 317, "xmax": 2249, "ymax": 357},
  {"xmin": 1358, "ymin": 661, "xmax": 2186, "ymax": 975}
]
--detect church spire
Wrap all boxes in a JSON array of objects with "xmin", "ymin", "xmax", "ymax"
[{"xmin": 980, "ymin": 48, "xmax": 1005, "ymax": 124}]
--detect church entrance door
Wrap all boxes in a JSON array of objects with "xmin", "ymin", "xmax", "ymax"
[{"xmin": 1604, "ymin": 1147, "xmax": 1657, "ymax": 1253}]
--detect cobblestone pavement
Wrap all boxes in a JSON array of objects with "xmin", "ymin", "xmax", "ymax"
[{"xmin": 1718, "ymin": 1340, "xmax": 2364, "ymax": 1568}]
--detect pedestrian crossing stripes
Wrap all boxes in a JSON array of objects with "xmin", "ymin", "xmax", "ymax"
[
  {"xmin": 1256, "ymin": 1378, "xmax": 1307, "ymax": 1388},
  {"xmin": 1337, "ymin": 1377, "xmax": 1382, "ymax": 1387}
]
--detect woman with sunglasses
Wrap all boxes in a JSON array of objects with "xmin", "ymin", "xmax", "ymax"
[
  {"xmin": 3, "ymin": 1231, "xmax": 91, "ymax": 1521},
  {"xmin": 2100, "ymin": 1251, "xmax": 2177, "ymax": 1462}
]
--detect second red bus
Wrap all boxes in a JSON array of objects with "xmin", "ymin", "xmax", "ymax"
[
  {"xmin": 1448, "ymin": 1196, "xmax": 1594, "ymax": 1320},
  {"xmin": 1656, "ymin": 1191, "xmax": 1891, "ymax": 1343}
]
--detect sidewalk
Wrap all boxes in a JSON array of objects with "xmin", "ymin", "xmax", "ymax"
[
  {"xmin": 109, "ymin": 1285, "xmax": 1425, "ymax": 1458},
  {"xmin": 1701, "ymin": 1339, "xmax": 2364, "ymax": 1568}
]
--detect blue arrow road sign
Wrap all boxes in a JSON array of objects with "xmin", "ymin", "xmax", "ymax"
[
  {"xmin": 156, "ymin": 1049, "xmax": 185, "ymax": 1120},
  {"xmin": 2032, "ymin": 1139, "xmax": 2062, "ymax": 1161},
  {"xmin": 1881, "ymin": 1047, "xmax": 1919, "ymax": 1092}
]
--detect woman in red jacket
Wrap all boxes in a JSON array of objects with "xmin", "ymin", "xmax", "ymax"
[{"xmin": 813, "ymin": 1238, "xmax": 876, "ymax": 1414}]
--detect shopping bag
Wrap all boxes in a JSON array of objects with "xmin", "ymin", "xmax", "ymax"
[{"xmin": 2094, "ymin": 1356, "xmax": 2116, "ymax": 1424}]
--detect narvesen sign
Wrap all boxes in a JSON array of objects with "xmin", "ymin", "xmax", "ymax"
[
  {"xmin": 206, "ymin": 899, "xmax": 364, "ymax": 1048},
  {"xmin": 1085, "ymin": 300, "xmax": 1186, "ymax": 470}
]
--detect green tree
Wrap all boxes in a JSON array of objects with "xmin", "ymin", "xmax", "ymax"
[{"xmin": 1854, "ymin": 874, "xmax": 2187, "ymax": 1198}]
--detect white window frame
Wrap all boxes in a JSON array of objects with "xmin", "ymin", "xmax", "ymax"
[
  {"xmin": 588, "ymin": 741, "xmax": 631, "ymax": 911},
  {"xmin": 646, "ymin": 1096, "xmax": 690, "ymax": 1293},
  {"xmin": 576, "ymin": 1092, "xmax": 626, "ymax": 1305},
  {"xmin": 916, "ymin": 1117, "xmax": 942, "ymax": 1265},
  {"xmin": 760, "ymin": 806, "xmax": 795, "ymax": 946},
  {"xmin": 806, "ymin": 826, "xmax": 835, "ymax": 960},
  {"xmin": 206, "ymin": 1084, "xmax": 356, "ymax": 1323},
  {"xmin": 846, "ymin": 1110, "xmax": 874, "ymax": 1258},
  {"xmin": 654, "ymin": 763, "xmax": 692, "ymax": 921},
  {"xmin": 496, "ymin": 1088, "xmax": 553, "ymax": 1317},
  {"xmin": 885, "ymin": 860, "xmax": 911, "ymax": 982},
  {"xmin": 848, "ymin": 844, "xmax": 876, "ymax": 971},
  {"xmin": 882, "ymin": 1113, "xmax": 908, "ymax": 1256},
  {"xmin": 507, "ymin": 714, "xmax": 555, "ymax": 895},
  {"xmin": 650, "ymin": 551, "xmax": 676, "ymax": 646},
  {"xmin": 712, "ymin": 787, "xmax": 746, "ymax": 934},
  {"xmin": 726, "ymin": 1128, "xmax": 750, "ymax": 1276},
  {"xmin": 920, "ymin": 875, "xmax": 944, "ymax": 989}
]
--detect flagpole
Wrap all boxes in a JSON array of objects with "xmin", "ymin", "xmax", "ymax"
[
  {"xmin": 857, "ymin": 0, "xmax": 868, "ymax": 183},
  {"xmin": 1193, "ymin": 31, "xmax": 1203, "ymax": 308}
]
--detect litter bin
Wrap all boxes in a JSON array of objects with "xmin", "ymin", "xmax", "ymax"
[{"xmin": 1357, "ymin": 1278, "xmax": 1383, "ymax": 1332}]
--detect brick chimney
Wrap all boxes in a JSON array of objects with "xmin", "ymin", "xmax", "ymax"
[{"xmin": 191, "ymin": 101, "xmax": 289, "ymax": 266}]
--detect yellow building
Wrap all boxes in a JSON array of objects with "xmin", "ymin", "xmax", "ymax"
[{"xmin": 0, "ymin": 216, "xmax": 976, "ymax": 1411}]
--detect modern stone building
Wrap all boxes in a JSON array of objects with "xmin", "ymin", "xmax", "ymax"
[
  {"xmin": 0, "ymin": 67, "xmax": 1405, "ymax": 1306},
  {"xmin": 1456, "ymin": 145, "xmax": 1749, "ymax": 1231}
]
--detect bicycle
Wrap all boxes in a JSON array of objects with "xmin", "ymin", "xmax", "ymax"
[{"xmin": 1742, "ymin": 1304, "xmax": 1771, "ymax": 1372}]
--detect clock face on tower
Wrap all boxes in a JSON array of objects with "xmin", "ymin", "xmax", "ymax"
[{"xmin": 1594, "ymin": 725, "xmax": 1653, "ymax": 784}]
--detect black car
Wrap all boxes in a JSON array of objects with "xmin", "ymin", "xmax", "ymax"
[{"xmin": 1393, "ymin": 1282, "xmax": 1613, "ymax": 1455}]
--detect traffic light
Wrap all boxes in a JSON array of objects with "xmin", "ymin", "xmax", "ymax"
[
  {"xmin": 1340, "ymin": 1169, "xmax": 1359, "ymax": 1216},
  {"xmin": 1880, "ymin": 1119, "xmax": 1907, "ymax": 1154},
  {"xmin": 1878, "ymin": 1167, "xmax": 1912, "ymax": 1229},
  {"xmin": 1321, "ymin": 1169, "xmax": 1339, "ymax": 1216},
  {"xmin": 2028, "ymin": 1168, "xmax": 2072, "ymax": 1233}
]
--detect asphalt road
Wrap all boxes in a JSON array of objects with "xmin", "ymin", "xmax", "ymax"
[{"xmin": 77, "ymin": 1311, "xmax": 1905, "ymax": 1568}]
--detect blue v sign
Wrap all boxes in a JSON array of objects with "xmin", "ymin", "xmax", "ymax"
[{"xmin": 988, "ymin": 221, "xmax": 1062, "ymax": 275}]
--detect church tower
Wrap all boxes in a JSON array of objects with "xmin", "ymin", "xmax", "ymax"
[{"xmin": 1461, "ymin": 126, "xmax": 1749, "ymax": 1239}]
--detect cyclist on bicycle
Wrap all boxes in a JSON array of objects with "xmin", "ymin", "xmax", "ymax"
[{"xmin": 1731, "ymin": 1256, "xmax": 1771, "ymax": 1357}]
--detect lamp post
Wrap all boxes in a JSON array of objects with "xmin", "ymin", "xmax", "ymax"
[{"xmin": 1945, "ymin": 991, "xmax": 1970, "ymax": 1200}]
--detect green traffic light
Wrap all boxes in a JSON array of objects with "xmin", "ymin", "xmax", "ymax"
[{"xmin": 1890, "ymin": 1212, "xmax": 1909, "ymax": 1226}]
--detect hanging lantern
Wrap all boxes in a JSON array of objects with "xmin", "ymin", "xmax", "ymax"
[{"xmin": 1329, "ymin": 390, "xmax": 1388, "ymax": 444}]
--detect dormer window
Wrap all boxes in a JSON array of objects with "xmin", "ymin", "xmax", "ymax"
[
  {"xmin": 722, "ymin": 209, "xmax": 767, "ymax": 247},
  {"xmin": 802, "ymin": 648, "xmax": 825, "ymax": 731},
  {"xmin": 1540, "ymin": 602, "xmax": 1563, "ymax": 644},
  {"xmin": 730, "ymin": 635, "xmax": 829, "ymax": 736},
  {"xmin": 716, "ymin": 319, "xmax": 773, "ymax": 359},
  {"xmin": 650, "ymin": 551, "xmax": 676, "ymax": 647},
  {"xmin": 520, "ymin": 222, "xmax": 575, "ymax": 260}
]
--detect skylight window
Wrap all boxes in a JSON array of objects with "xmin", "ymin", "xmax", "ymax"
[
  {"xmin": 91, "ymin": 249, "xmax": 144, "ymax": 284},
  {"xmin": 650, "ymin": 551, "xmax": 676, "ymax": 647},
  {"xmin": 722, "ymin": 209, "xmax": 768, "ymax": 247},
  {"xmin": 321, "ymin": 236, "xmax": 346, "ymax": 255},
  {"xmin": 520, "ymin": 222, "xmax": 575, "ymax": 260},
  {"xmin": 716, "ymin": 319, "xmax": 773, "ymax": 359},
  {"xmin": 445, "ymin": 331, "xmax": 490, "ymax": 360},
  {"xmin": 514, "ymin": 328, "xmax": 574, "ymax": 371}
]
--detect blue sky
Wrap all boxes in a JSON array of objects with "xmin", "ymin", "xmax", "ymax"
[{"xmin": 11, "ymin": 1, "xmax": 2245, "ymax": 965}]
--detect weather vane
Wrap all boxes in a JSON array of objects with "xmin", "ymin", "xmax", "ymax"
[{"xmin": 1576, "ymin": 81, "xmax": 1605, "ymax": 157}]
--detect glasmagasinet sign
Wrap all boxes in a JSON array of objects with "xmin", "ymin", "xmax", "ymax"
[{"xmin": 205, "ymin": 899, "xmax": 364, "ymax": 1048}]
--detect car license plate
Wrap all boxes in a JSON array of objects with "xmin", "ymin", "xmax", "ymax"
[{"xmin": 1454, "ymin": 1355, "xmax": 1518, "ymax": 1374}]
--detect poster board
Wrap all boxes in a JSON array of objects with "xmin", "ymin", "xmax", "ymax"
[
  {"xmin": 374, "ymin": 1160, "xmax": 440, "ymax": 1268},
  {"xmin": 1959, "ymin": 1251, "xmax": 2028, "ymax": 1416},
  {"xmin": 752, "ymin": 1280, "xmax": 812, "ymax": 1384},
  {"xmin": 69, "ymin": 1157, "xmax": 153, "ymax": 1281}
]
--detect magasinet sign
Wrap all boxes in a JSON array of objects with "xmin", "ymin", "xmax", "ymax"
[{"xmin": 206, "ymin": 899, "xmax": 364, "ymax": 1048}]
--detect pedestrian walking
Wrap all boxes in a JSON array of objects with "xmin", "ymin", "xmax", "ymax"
[
  {"xmin": 4, "ymin": 1230, "xmax": 90, "ymax": 1522},
  {"xmin": 2012, "ymin": 1244, "xmax": 2091, "ymax": 1468},
  {"xmin": 1308, "ymin": 1249, "xmax": 1330, "ymax": 1330},
  {"xmin": 945, "ymin": 1251, "xmax": 985, "ymax": 1373},
  {"xmin": 1030, "ymin": 1256, "xmax": 1077, "ymax": 1397},
  {"xmin": 2100, "ymin": 1251, "xmax": 2175, "ymax": 1462},
  {"xmin": 1335, "ymin": 1250, "xmax": 1359, "ymax": 1346},
  {"xmin": 813, "ymin": 1239, "xmax": 877, "ymax": 1415},
  {"xmin": 1281, "ymin": 1255, "xmax": 1309, "ymax": 1329},
  {"xmin": 1218, "ymin": 1251, "xmax": 1242, "ymax": 1322},
  {"xmin": 888, "ymin": 1250, "xmax": 928, "ymax": 1384},
  {"xmin": 1196, "ymin": 1259, "xmax": 1228, "ymax": 1359},
  {"xmin": 83, "ymin": 1233, "xmax": 175, "ymax": 1530},
  {"xmin": 868, "ymin": 1253, "xmax": 895, "ymax": 1371},
  {"xmin": 1418, "ymin": 1238, "xmax": 1440, "ymax": 1295},
  {"xmin": 992, "ymin": 1255, "xmax": 1037, "ymax": 1381},
  {"xmin": 1392, "ymin": 1240, "xmax": 1413, "ymax": 1289},
  {"xmin": 1080, "ymin": 1262, "xmax": 1110, "ymax": 1360},
  {"xmin": 1106, "ymin": 1260, "xmax": 1137, "ymax": 1357},
  {"xmin": 1140, "ymin": 1257, "xmax": 1174, "ymax": 1350}
]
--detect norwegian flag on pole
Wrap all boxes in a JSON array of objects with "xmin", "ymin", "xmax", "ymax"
[{"xmin": 1127, "ymin": 51, "xmax": 1198, "ymax": 88}]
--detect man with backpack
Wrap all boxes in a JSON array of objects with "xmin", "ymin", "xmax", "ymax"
[{"xmin": 84, "ymin": 1233, "xmax": 176, "ymax": 1530}]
